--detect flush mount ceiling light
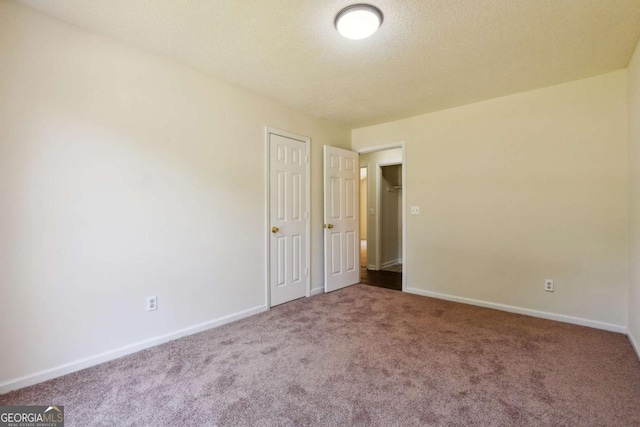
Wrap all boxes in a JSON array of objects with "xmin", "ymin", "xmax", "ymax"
[{"xmin": 335, "ymin": 4, "xmax": 383, "ymax": 40}]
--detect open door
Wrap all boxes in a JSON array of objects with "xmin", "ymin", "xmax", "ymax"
[{"xmin": 324, "ymin": 146, "xmax": 359, "ymax": 292}]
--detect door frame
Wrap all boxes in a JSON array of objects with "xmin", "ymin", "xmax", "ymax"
[
  {"xmin": 264, "ymin": 127, "xmax": 312, "ymax": 309},
  {"xmin": 356, "ymin": 142, "xmax": 407, "ymax": 292}
]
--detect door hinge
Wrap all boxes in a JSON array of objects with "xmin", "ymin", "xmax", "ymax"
[
  {"xmin": 305, "ymin": 155, "xmax": 309, "ymax": 164},
  {"xmin": 304, "ymin": 268, "xmax": 309, "ymax": 276},
  {"xmin": 304, "ymin": 212, "xmax": 309, "ymax": 220}
]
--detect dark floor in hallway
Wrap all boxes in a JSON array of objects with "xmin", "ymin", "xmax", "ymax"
[
  {"xmin": 360, "ymin": 267, "xmax": 402, "ymax": 291},
  {"xmin": 360, "ymin": 240, "xmax": 402, "ymax": 291}
]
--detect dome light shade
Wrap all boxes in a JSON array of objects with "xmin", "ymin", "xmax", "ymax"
[{"xmin": 335, "ymin": 4, "xmax": 383, "ymax": 40}]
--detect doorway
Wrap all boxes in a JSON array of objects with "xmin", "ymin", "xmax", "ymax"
[
  {"xmin": 360, "ymin": 166, "xmax": 368, "ymax": 270},
  {"xmin": 379, "ymin": 164, "xmax": 403, "ymax": 273},
  {"xmin": 358, "ymin": 146, "xmax": 404, "ymax": 291}
]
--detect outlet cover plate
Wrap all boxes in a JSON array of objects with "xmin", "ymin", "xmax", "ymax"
[{"xmin": 544, "ymin": 279, "xmax": 554, "ymax": 292}]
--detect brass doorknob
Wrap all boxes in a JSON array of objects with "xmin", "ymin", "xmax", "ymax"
[
  {"xmin": 325, "ymin": 224, "xmax": 334, "ymax": 229},
  {"xmin": 271, "ymin": 226, "xmax": 279, "ymax": 233}
]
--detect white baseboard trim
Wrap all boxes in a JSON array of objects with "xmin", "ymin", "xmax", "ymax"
[
  {"xmin": 309, "ymin": 287, "xmax": 324, "ymax": 296},
  {"xmin": 381, "ymin": 259, "xmax": 401, "ymax": 269},
  {"xmin": 405, "ymin": 287, "xmax": 626, "ymax": 334},
  {"xmin": 367, "ymin": 264, "xmax": 377, "ymax": 271},
  {"xmin": 628, "ymin": 329, "xmax": 640, "ymax": 361},
  {"xmin": 0, "ymin": 304, "xmax": 267, "ymax": 395}
]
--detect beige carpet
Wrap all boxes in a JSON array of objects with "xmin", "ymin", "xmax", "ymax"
[{"xmin": 2, "ymin": 285, "xmax": 639, "ymax": 426}]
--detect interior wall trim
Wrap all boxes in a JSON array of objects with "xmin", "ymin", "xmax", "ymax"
[
  {"xmin": 405, "ymin": 287, "xmax": 627, "ymax": 334},
  {"xmin": 0, "ymin": 304, "xmax": 268, "ymax": 394},
  {"xmin": 628, "ymin": 329, "xmax": 640, "ymax": 361}
]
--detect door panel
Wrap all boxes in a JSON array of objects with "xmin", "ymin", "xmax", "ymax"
[
  {"xmin": 324, "ymin": 146, "xmax": 359, "ymax": 292},
  {"xmin": 346, "ymin": 231, "xmax": 356, "ymax": 271},
  {"xmin": 270, "ymin": 133, "xmax": 307, "ymax": 306}
]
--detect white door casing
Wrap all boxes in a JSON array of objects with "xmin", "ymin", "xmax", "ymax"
[
  {"xmin": 268, "ymin": 131, "xmax": 309, "ymax": 306},
  {"xmin": 324, "ymin": 145, "xmax": 359, "ymax": 292}
]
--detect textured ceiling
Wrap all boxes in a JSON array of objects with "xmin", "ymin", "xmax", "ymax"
[{"xmin": 15, "ymin": 0, "xmax": 640, "ymax": 128}]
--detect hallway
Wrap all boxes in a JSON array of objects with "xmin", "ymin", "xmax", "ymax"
[{"xmin": 360, "ymin": 240, "xmax": 401, "ymax": 291}]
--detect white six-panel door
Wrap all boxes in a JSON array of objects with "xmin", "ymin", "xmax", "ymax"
[
  {"xmin": 324, "ymin": 146, "xmax": 360, "ymax": 292},
  {"xmin": 269, "ymin": 133, "xmax": 308, "ymax": 306}
]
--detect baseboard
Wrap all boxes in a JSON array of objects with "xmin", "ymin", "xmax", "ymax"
[
  {"xmin": 381, "ymin": 259, "xmax": 401, "ymax": 269},
  {"xmin": 628, "ymin": 329, "xmax": 640, "ymax": 361},
  {"xmin": 367, "ymin": 264, "xmax": 377, "ymax": 271},
  {"xmin": 309, "ymin": 287, "xmax": 324, "ymax": 296},
  {"xmin": 405, "ymin": 287, "xmax": 626, "ymax": 334},
  {"xmin": 0, "ymin": 304, "xmax": 268, "ymax": 394}
]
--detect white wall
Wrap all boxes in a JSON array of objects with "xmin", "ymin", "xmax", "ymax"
[
  {"xmin": 628, "ymin": 38, "xmax": 640, "ymax": 355},
  {"xmin": 359, "ymin": 149, "xmax": 402, "ymax": 269},
  {"xmin": 0, "ymin": 1, "xmax": 350, "ymax": 389},
  {"xmin": 353, "ymin": 71, "xmax": 629, "ymax": 330}
]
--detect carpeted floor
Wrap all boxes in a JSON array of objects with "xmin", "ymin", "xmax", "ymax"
[{"xmin": 2, "ymin": 285, "xmax": 639, "ymax": 426}]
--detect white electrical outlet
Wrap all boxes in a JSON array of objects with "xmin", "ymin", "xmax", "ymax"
[
  {"xmin": 544, "ymin": 279, "xmax": 554, "ymax": 292},
  {"xmin": 147, "ymin": 296, "xmax": 158, "ymax": 311},
  {"xmin": 411, "ymin": 206, "xmax": 420, "ymax": 215}
]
